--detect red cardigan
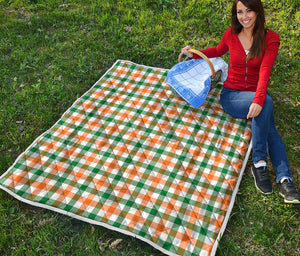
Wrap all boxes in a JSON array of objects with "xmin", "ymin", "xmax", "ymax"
[{"xmin": 192, "ymin": 27, "xmax": 280, "ymax": 107}]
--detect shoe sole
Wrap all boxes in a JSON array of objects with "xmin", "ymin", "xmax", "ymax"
[
  {"xmin": 251, "ymin": 168, "xmax": 273, "ymax": 195},
  {"xmin": 279, "ymin": 192, "xmax": 300, "ymax": 204}
]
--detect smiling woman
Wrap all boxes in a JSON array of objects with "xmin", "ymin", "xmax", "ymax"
[
  {"xmin": 231, "ymin": 0, "xmax": 266, "ymax": 60},
  {"xmin": 236, "ymin": 3, "xmax": 257, "ymax": 30},
  {"xmin": 181, "ymin": 0, "xmax": 300, "ymax": 204}
]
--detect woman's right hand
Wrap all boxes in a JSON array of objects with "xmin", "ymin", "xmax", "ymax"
[{"xmin": 181, "ymin": 45, "xmax": 193, "ymax": 58}]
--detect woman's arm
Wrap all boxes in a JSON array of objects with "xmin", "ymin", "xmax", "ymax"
[
  {"xmin": 252, "ymin": 40, "xmax": 280, "ymax": 107},
  {"xmin": 248, "ymin": 31, "xmax": 280, "ymax": 118}
]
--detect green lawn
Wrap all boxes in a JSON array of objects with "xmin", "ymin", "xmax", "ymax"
[{"xmin": 0, "ymin": 0, "xmax": 299, "ymax": 255}]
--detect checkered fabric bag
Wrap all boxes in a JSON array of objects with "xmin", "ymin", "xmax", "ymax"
[
  {"xmin": 0, "ymin": 60, "xmax": 252, "ymax": 256},
  {"xmin": 166, "ymin": 49, "xmax": 228, "ymax": 108}
]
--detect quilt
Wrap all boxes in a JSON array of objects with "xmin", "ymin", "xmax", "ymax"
[{"xmin": 0, "ymin": 60, "xmax": 252, "ymax": 256}]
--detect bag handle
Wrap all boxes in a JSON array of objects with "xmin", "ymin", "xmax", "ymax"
[{"xmin": 178, "ymin": 49, "xmax": 216, "ymax": 78}]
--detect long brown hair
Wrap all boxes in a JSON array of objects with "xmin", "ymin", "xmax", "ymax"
[{"xmin": 231, "ymin": 0, "xmax": 266, "ymax": 59}]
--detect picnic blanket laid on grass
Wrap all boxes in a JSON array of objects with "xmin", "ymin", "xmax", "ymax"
[{"xmin": 0, "ymin": 60, "xmax": 252, "ymax": 256}]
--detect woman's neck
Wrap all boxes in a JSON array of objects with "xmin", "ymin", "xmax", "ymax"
[
  {"xmin": 238, "ymin": 28, "xmax": 254, "ymax": 51},
  {"xmin": 241, "ymin": 28, "xmax": 253, "ymax": 38}
]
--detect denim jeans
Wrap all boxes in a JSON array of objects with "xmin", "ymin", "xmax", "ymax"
[{"xmin": 220, "ymin": 87, "xmax": 292, "ymax": 183}]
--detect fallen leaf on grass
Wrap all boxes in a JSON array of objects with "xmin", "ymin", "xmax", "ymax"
[
  {"xmin": 91, "ymin": 225, "xmax": 95, "ymax": 234},
  {"xmin": 97, "ymin": 238, "xmax": 123, "ymax": 252},
  {"xmin": 109, "ymin": 239, "xmax": 123, "ymax": 250},
  {"xmin": 59, "ymin": 3, "xmax": 70, "ymax": 8},
  {"xmin": 97, "ymin": 238, "xmax": 111, "ymax": 252},
  {"xmin": 125, "ymin": 25, "xmax": 132, "ymax": 33}
]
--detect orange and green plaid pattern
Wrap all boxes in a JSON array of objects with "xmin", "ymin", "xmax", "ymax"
[{"xmin": 0, "ymin": 60, "xmax": 252, "ymax": 256}]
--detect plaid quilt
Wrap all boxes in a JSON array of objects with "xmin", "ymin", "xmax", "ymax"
[{"xmin": 0, "ymin": 60, "xmax": 252, "ymax": 256}]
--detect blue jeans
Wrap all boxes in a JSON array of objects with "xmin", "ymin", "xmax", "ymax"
[{"xmin": 220, "ymin": 87, "xmax": 292, "ymax": 183}]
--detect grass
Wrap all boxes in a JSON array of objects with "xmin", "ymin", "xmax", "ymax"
[{"xmin": 0, "ymin": 0, "xmax": 299, "ymax": 255}]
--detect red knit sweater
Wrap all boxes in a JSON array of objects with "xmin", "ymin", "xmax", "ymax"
[{"xmin": 192, "ymin": 27, "xmax": 280, "ymax": 107}]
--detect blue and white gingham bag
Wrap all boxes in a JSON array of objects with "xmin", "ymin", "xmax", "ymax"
[{"xmin": 167, "ymin": 49, "xmax": 228, "ymax": 108}]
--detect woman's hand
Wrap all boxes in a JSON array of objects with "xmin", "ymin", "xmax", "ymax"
[
  {"xmin": 247, "ymin": 103, "xmax": 262, "ymax": 119},
  {"xmin": 181, "ymin": 45, "xmax": 193, "ymax": 58}
]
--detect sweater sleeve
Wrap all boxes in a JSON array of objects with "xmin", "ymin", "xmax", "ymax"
[
  {"xmin": 253, "ymin": 31, "xmax": 280, "ymax": 106},
  {"xmin": 192, "ymin": 28, "xmax": 230, "ymax": 59}
]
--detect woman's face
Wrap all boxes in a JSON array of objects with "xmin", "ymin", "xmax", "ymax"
[{"xmin": 236, "ymin": 1, "xmax": 257, "ymax": 30}]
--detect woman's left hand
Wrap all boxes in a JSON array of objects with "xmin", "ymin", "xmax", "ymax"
[
  {"xmin": 247, "ymin": 103, "xmax": 262, "ymax": 119},
  {"xmin": 181, "ymin": 45, "xmax": 193, "ymax": 58}
]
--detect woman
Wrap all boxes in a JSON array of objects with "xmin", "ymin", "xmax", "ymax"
[{"xmin": 181, "ymin": 0, "xmax": 300, "ymax": 204}]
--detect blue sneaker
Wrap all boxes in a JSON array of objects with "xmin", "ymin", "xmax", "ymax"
[
  {"xmin": 251, "ymin": 165, "xmax": 273, "ymax": 194},
  {"xmin": 279, "ymin": 180, "xmax": 300, "ymax": 204}
]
